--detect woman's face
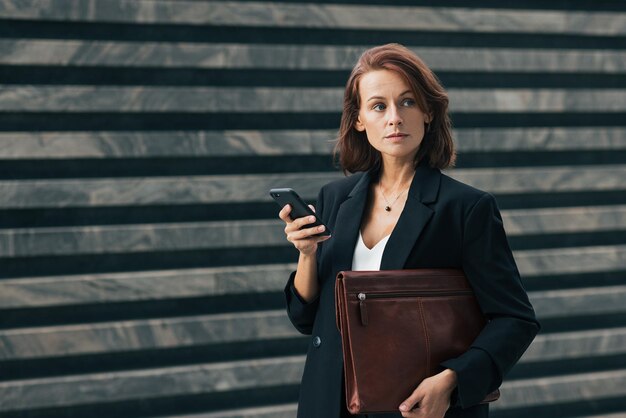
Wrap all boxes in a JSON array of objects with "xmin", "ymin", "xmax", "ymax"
[{"xmin": 355, "ymin": 69, "xmax": 431, "ymax": 165}]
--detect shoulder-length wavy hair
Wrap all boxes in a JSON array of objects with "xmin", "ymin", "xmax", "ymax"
[{"xmin": 334, "ymin": 43, "xmax": 456, "ymax": 174}]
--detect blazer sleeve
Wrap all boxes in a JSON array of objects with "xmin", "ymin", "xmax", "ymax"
[
  {"xmin": 283, "ymin": 187, "xmax": 325, "ymax": 335},
  {"xmin": 441, "ymin": 192, "xmax": 541, "ymax": 408}
]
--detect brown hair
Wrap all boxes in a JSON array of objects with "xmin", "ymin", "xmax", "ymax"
[{"xmin": 334, "ymin": 43, "xmax": 456, "ymax": 173}]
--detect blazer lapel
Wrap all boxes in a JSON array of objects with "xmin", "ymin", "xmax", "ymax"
[
  {"xmin": 330, "ymin": 170, "xmax": 373, "ymax": 275},
  {"xmin": 380, "ymin": 163, "xmax": 441, "ymax": 270}
]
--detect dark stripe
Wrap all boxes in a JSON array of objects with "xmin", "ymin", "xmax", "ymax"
[
  {"xmin": 1, "ymin": 150, "xmax": 624, "ymax": 179},
  {"xmin": 492, "ymin": 396, "xmax": 626, "ymax": 418},
  {"xmin": 3, "ymin": 66, "xmax": 626, "ymax": 88},
  {"xmin": 2, "ymin": 191, "xmax": 625, "ymax": 229},
  {"xmin": 0, "ymin": 112, "xmax": 624, "ymax": 131},
  {"xmin": 226, "ymin": 0, "xmax": 626, "ymax": 11},
  {"xmin": 0, "ymin": 232, "xmax": 622, "ymax": 278},
  {"xmin": 0, "ymin": 203, "xmax": 285, "ymax": 228},
  {"xmin": 0, "ymin": 246, "xmax": 300, "ymax": 278},
  {"xmin": 509, "ymin": 354, "xmax": 626, "ymax": 380},
  {"xmin": 0, "ymin": 386, "xmax": 299, "ymax": 418},
  {"xmin": 0, "ymin": 155, "xmax": 339, "ymax": 179},
  {"xmin": 0, "ymin": 337, "xmax": 308, "ymax": 381},
  {"xmin": 508, "ymin": 231, "xmax": 626, "ymax": 251},
  {"xmin": 2, "ymin": 338, "xmax": 621, "ymax": 382},
  {"xmin": 455, "ymin": 150, "xmax": 626, "ymax": 168},
  {"xmin": 493, "ymin": 190, "xmax": 626, "ymax": 210},
  {"xmin": 523, "ymin": 270, "xmax": 626, "ymax": 292},
  {"xmin": 1, "ymin": 20, "xmax": 625, "ymax": 49},
  {"xmin": 539, "ymin": 313, "xmax": 626, "ymax": 334},
  {"xmin": 0, "ymin": 292, "xmax": 285, "ymax": 330}
]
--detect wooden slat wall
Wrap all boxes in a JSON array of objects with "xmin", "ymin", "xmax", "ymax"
[{"xmin": 0, "ymin": 1, "xmax": 625, "ymax": 417}]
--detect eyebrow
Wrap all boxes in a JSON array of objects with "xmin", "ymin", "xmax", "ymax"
[{"xmin": 366, "ymin": 90, "xmax": 413, "ymax": 102}]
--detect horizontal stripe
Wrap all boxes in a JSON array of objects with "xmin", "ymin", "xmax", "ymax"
[
  {"xmin": 1, "ymin": 86, "xmax": 625, "ymax": 112},
  {"xmin": 504, "ymin": 205, "xmax": 626, "ymax": 235},
  {"xmin": 454, "ymin": 128, "xmax": 626, "ymax": 152},
  {"xmin": 1, "ymin": 312, "xmax": 623, "ymax": 362},
  {"xmin": 2, "ymin": 245, "xmax": 624, "ymax": 308},
  {"xmin": 0, "ymin": 172, "xmax": 336, "ymax": 208},
  {"xmin": 0, "ymin": 130, "xmax": 336, "ymax": 159},
  {"xmin": 530, "ymin": 285, "xmax": 626, "ymax": 318},
  {"xmin": 5, "ymin": 66, "xmax": 626, "ymax": 89},
  {"xmin": 3, "ymin": 150, "xmax": 626, "ymax": 179},
  {"xmin": 2, "ymin": 1, "xmax": 625, "ymax": 36},
  {"xmin": 191, "ymin": 0, "xmax": 626, "ymax": 12},
  {"xmin": 0, "ymin": 355, "xmax": 306, "ymax": 410},
  {"xmin": 164, "ymin": 404, "xmax": 296, "ymax": 418},
  {"xmin": 2, "ymin": 41, "xmax": 625, "ymax": 72},
  {"xmin": 575, "ymin": 413, "xmax": 626, "ymax": 418},
  {"xmin": 0, "ymin": 156, "xmax": 333, "ymax": 179},
  {"xmin": 447, "ymin": 165, "xmax": 626, "ymax": 194},
  {"xmin": 522, "ymin": 327, "xmax": 626, "ymax": 361},
  {"xmin": 0, "ymin": 264, "xmax": 294, "ymax": 308},
  {"xmin": 1, "ymin": 190, "xmax": 625, "ymax": 230},
  {"xmin": 4, "ymin": 244, "xmax": 622, "ymax": 280},
  {"xmin": 0, "ymin": 166, "xmax": 624, "ymax": 208},
  {"xmin": 492, "ymin": 369, "xmax": 626, "ymax": 409},
  {"xmin": 2, "ymin": 112, "xmax": 625, "ymax": 131},
  {"xmin": 0, "ymin": 128, "xmax": 623, "ymax": 159},
  {"xmin": 3, "ymin": 19, "xmax": 625, "ymax": 50},
  {"xmin": 0, "ymin": 355, "xmax": 623, "ymax": 410},
  {"xmin": 0, "ymin": 311, "xmax": 297, "ymax": 360},
  {"xmin": 0, "ymin": 206, "xmax": 624, "ymax": 257},
  {"xmin": 208, "ymin": 2, "xmax": 626, "ymax": 36},
  {"xmin": 516, "ymin": 244, "xmax": 626, "ymax": 276}
]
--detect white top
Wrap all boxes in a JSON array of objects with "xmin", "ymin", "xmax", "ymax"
[{"xmin": 351, "ymin": 231, "xmax": 391, "ymax": 271}]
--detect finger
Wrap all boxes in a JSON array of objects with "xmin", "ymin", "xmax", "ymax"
[
  {"xmin": 399, "ymin": 390, "xmax": 424, "ymax": 413},
  {"xmin": 278, "ymin": 204, "xmax": 293, "ymax": 222},
  {"xmin": 292, "ymin": 215, "xmax": 317, "ymax": 230},
  {"xmin": 289, "ymin": 224, "xmax": 327, "ymax": 240},
  {"xmin": 308, "ymin": 204, "xmax": 316, "ymax": 213},
  {"xmin": 285, "ymin": 216, "xmax": 315, "ymax": 234}
]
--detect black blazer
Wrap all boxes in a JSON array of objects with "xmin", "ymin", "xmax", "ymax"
[{"xmin": 284, "ymin": 161, "xmax": 540, "ymax": 418}]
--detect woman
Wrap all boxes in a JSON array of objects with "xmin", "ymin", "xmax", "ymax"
[{"xmin": 279, "ymin": 43, "xmax": 540, "ymax": 418}]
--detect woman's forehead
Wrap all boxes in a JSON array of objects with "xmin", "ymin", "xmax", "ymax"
[{"xmin": 358, "ymin": 70, "xmax": 414, "ymax": 101}]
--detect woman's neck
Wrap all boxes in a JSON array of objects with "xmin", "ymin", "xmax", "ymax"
[{"xmin": 377, "ymin": 161, "xmax": 416, "ymax": 193}]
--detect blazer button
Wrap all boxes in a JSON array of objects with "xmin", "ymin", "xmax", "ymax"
[{"xmin": 313, "ymin": 336, "xmax": 322, "ymax": 348}]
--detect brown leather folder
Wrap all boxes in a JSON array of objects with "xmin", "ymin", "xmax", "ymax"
[{"xmin": 335, "ymin": 268, "xmax": 500, "ymax": 414}]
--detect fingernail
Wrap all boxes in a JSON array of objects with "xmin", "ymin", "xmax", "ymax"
[
  {"xmin": 318, "ymin": 225, "xmax": 325, "ymax": 232},
  {"xmin": 399, "ymin": 404, "xmax": 408, "ymax": 411},
  {"xmin": 309, "ymin": 216, "xmax": 315, "ymax": 222}
]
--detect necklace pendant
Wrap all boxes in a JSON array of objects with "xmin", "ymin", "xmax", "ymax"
[{"xmin": 385, "ymin": 206, "xmax": 391, "ymax": 212}]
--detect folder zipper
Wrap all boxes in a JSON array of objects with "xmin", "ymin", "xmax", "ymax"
[{"xmin": 356, "ymin": 290, "xmax": 472, "ymax": 326}]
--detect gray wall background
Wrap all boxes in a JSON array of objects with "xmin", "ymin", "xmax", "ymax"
[{"xmin": 0, "ymin": 1, "xmax": 625, "ymax": 417}]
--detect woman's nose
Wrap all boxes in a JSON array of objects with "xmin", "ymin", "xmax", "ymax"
[{"xmin": 387, "ymin": 105, "xmax": 403, "ymax": 126}]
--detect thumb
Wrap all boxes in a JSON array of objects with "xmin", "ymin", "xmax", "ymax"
[{"xmin": 399, "ymin": 389, "xmax": 424, "ymax": 412}]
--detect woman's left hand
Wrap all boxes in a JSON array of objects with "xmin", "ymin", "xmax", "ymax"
[{"xmin": 398, "ymin": 368, "xmax": 457, "ymax": 418}]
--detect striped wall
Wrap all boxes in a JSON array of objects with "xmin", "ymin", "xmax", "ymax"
[{"xmin": 0, "ymin": 1, "xmax": 625, "ymax": 417}]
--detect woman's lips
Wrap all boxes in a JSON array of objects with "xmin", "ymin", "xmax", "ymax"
[{"xmin": 385, "ymin": 133, "xmax": 408, "ymax": 140}]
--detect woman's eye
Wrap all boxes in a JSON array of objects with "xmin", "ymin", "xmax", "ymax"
[
  {"xmin": 402, "ymin": 98, "xmax": 416, "ymax": 107},
  {"xmin": 372, "ymin": 103, "xmax": 386, "ymax": 111}
]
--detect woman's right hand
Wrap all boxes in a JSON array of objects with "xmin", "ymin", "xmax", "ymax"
[{"xmin": 279, "ymin": 204, "xmax": 331, "ymax": 256}]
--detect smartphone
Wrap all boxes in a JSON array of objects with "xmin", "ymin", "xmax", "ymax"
[{"xmin": 269, "ymin": 188, "xmax": 331, "ymax": 236}]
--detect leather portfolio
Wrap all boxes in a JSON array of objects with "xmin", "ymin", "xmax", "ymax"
[{"xmin": 335, "ymin": 268, "xmax": 500, "ymax": 414}]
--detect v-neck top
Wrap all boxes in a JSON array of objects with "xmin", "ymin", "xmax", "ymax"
[{"xmin": 351, "ymin": 231, "xmax": 391, "ymax": 271}]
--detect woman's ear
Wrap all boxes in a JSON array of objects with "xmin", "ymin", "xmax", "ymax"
[{"xmin": 355, "ymin": 117, "xmax": 365, "ymax": 132}]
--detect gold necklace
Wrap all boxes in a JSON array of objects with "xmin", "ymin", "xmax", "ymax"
[{"xmin": 379, "ymin": 183, "xmax": 408, "ymax": 212}]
